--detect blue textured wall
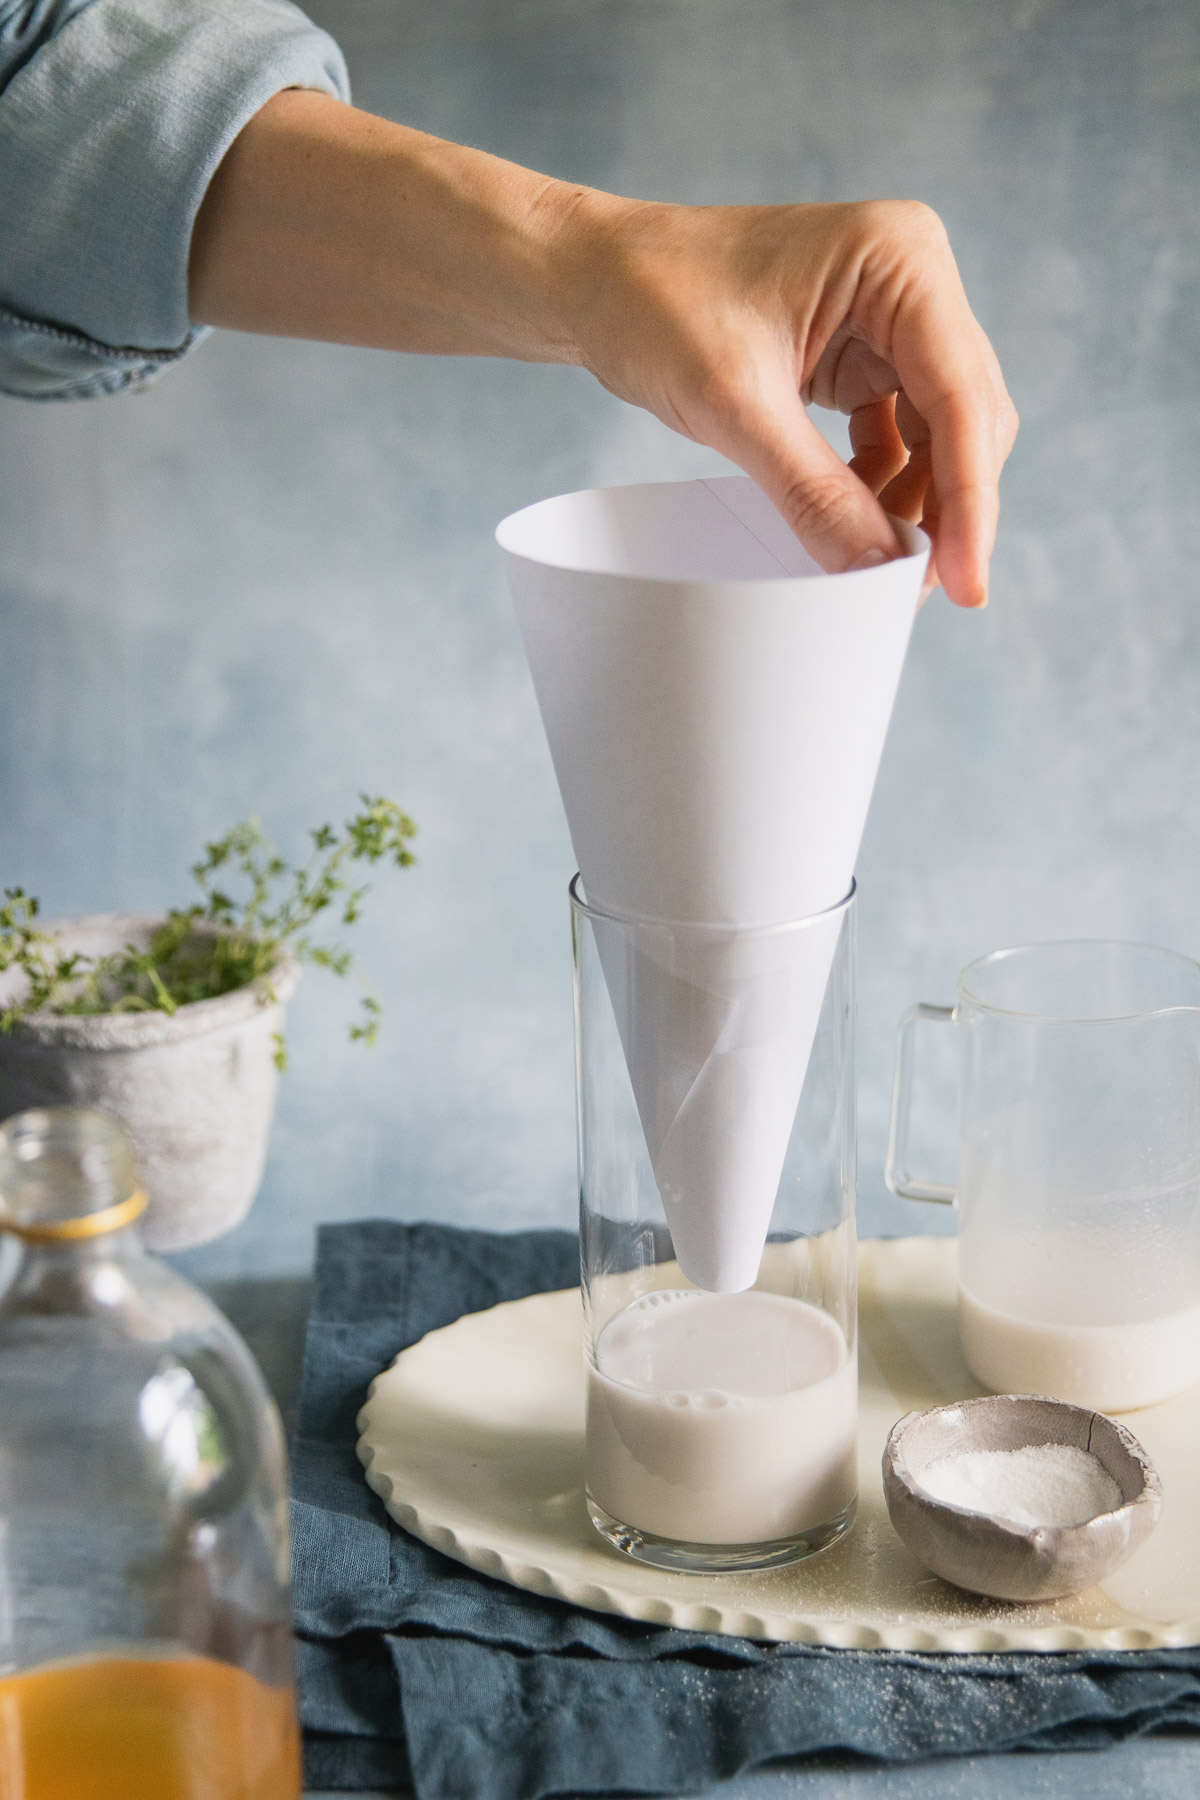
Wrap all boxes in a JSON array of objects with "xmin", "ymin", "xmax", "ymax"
[{"xmin": 1, "ymin": 0, "xmax": 1197, "ymax": 1278}]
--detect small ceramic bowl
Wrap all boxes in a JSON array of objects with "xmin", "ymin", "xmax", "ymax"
[{"xmin": 882, "ymin": 1394, "xmax": 1163, "ymax": 1603}]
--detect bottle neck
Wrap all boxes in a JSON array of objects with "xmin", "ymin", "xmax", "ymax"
[
  {"xmin": 0, "ymin": 1108, "xmax": 148, "ymax": 1309},
  {"xmin": 0, "ymin": 1186, "xmax": 147, "ymax": 1246},
  {"xmin": 0, "ymin": 1224, "xmax": 149, "ymax": 1326}
]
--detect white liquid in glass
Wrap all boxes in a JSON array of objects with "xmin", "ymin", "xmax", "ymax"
[{"xmin": 586, "ymin": 1288, "xmax": 856, "ymax": 1545}]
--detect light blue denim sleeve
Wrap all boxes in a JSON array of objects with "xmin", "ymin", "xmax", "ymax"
[{"xmin": 0, "ymin": 0, "xmax": 350, "ymax": 400}]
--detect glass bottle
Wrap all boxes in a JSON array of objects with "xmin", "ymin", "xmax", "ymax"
[{"xmin": 0, "ymin": 1106, "xmax": 299, "ymax": 1800}]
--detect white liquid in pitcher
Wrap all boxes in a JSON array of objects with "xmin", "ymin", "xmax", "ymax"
[
  {"xmin": 959, "ymin": 1289, "xmax": 1200, "ymax": 1413},
  {"xmin": 586, "ymin": 1288, "xmax": 856, "ymax": 1545},
  {"xmin": 959, "ymin": 1229, "xmax": 1200, "ymax": 1412}
]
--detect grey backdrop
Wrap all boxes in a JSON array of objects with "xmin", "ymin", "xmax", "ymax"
[{"xmin": 2, "ymin": 0, "xmax": 1197, "ymax": 1282}]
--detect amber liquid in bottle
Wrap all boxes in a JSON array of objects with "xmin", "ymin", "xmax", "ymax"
[{"xmin": 0, "ymin": 1654, "xmax": 301, "ymax": 1800}]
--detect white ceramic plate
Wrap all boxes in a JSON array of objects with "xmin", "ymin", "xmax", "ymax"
[{"xmin": 357, "ymin": 1237, "xmax": 1200, "ymax": 1652}]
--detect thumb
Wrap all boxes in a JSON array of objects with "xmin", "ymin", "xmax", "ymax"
[{"xmin": 722, "ymin": 391, "xmax": 903, "ymax": 573}]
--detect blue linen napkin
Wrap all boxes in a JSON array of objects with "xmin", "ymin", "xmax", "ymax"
[{"xmin": 291, "ymin": 1221, "xmax": 1200, "ymax": 1798}]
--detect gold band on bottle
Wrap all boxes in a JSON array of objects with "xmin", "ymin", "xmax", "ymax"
[{"xmin": 0, "ymin": 1188, "xmax": 148, "ymax": 1244}]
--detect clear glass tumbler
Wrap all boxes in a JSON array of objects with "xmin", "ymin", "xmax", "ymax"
[
  {"xmin": 886, "ymin": 940, "xmax": 1200, "ymax": 1412},
  {"xmin": 0, "ymin": 1106, "xmax": 300, "ymax": 1798},
  {"xmin": 572, "ymin": 877, "xmax": 858, "ymax": 1573}
]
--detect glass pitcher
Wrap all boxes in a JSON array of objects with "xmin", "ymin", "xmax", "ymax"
[
  {"xmin": 0, "ymin": 1106, "xmax": 300, "ymax": 1799},
  {"xmin": 886, "ymin": 940, "xmax": 1200, "ymax": 1412}
]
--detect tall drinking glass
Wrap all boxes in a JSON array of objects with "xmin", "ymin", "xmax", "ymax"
[{"xmin": 572, "ymin": 877, "xmax": 858, "ymax": 1573}]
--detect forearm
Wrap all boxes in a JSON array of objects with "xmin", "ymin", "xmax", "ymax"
[
  {"xmin": 189, "ymin": 89, "xmax": 1014, "ymax": 598},
  {"xmin": 188, "ymin": 88, "xmax": 602, "ymax": 361}
]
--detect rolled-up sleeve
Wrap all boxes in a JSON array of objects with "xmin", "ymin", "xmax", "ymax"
[{"xmin": 0, "ymin": 0, "xmax": 349, "ymax": 399}]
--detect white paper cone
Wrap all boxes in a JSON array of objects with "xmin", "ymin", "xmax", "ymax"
[
  {"xmin": 590, "ymin": 909, "xmax": 844, "ymax": 1291},
  {"xmin": 499, "ymin": 476, "xmax": 928, "ymax": 1290}
]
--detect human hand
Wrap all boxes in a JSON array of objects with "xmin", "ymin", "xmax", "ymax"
[
  {"xmin": 553, "ymin": 197, "xmax": 1017, "ymax": 606},
  {"xmin": 190, "ymin": 99, "xmax": 1013, "ymax": 603}
]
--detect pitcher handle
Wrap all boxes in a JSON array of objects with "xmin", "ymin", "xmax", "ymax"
[{"xmin": 885, "ymin": 1002, "xmax": 957, "ymax": 1204}]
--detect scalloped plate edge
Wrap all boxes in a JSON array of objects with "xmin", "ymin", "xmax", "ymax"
[{"xmin": 355, "ymin": 1429, "xmax": 1200, "ymax": 1655}]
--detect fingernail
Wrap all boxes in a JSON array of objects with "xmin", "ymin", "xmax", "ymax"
[{"xmin": 849, "ymin": 548, "xmax": 889, "ymax": 571}]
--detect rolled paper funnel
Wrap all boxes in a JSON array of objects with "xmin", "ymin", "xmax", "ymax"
[
  {"xmin": 499, "ymin": 476, "xmax": 929, "ymax": 1289},
  {"xmin": 586, "ymin": 897, "xmax": 848, "ymax": 1292}
]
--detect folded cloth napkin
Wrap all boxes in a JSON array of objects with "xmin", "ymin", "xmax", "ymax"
[{"xmin": 291, "ymin": 1221, "xmax": 1200, "ymax": 1799}]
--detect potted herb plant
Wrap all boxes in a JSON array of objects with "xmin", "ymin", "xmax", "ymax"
[{"xmin": 0, "ymin": 797, "xmax": 415, "ymax": 1251}]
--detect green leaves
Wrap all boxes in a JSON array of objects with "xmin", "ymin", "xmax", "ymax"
[
  {"xmin": 0, "ymin": 887, "xmax": 88, "ymax": 1032},
  {"xmin": 0, "ymin": 798, "xmax": 417, "ymax": 1063},
  {"xmin": 348, "ymin": 993, "xmax": 383, "ymax": 1047}
]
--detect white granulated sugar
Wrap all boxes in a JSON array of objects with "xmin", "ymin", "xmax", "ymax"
[{"xmin": 917, "ymin": 1443, "xmax": 1123, "ymax": 1528}]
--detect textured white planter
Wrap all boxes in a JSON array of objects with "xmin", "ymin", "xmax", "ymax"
[{"xmin": 0, "ymin": 914, "xmax": 299, "ymax": 1252}]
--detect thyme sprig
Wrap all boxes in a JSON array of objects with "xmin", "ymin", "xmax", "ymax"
[{"xmin": 0, "ymin": 797, "xmax": 416, "ymax": 1069}]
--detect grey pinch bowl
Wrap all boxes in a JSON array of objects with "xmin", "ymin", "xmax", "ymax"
[
  {"xmin": 882, "ymin": 1394, "xmax": 1163, "ymax": 1604},
  {"xmin": 0, "ymin": 913, "xmax": 299, "ymax": 1253}
]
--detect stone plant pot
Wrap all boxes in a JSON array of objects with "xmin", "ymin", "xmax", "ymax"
[{"xmin": 0, "ymin": 914, "xmax": 299, "ymax": 1252}]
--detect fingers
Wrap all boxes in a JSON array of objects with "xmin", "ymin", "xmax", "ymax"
[
  {"xmin": 719, "ymin": 377, "xmax": 903, "ymax": 573},
  {"xmin": 847, "ymin": 396, "xmax": 909, "ymax": 497},
  {"xmin": 802, "ymin": 292, "xmax": 1009, "ymax": 603},
  {"xmin": 809, "ymin": 328, "xmax": 904, "ymax": 416},
  {"xmin": 920, "ymin": 387, "xmax": 1009, "ymax": 609},
  {"xmin": 884, "ymin": 231, "xmax": 1018, "ymax": 607},
  {"xmin": 877, "ymin": 390, "xmax": 933, "ymax": 526},
  {"xmin": 850, "ymin": 393, "xmax": 938, "ymax": 602}
]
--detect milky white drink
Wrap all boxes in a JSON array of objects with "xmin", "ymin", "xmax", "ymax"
[
  {"xmin": 586, "ymin": 1289, "xmax": 856, "ymax": 1545},
  {"xmin": 959, "ymin": 1229, "xmax": 1200, "ymax": 1413},
  {"xmin": 959, "ymin": 1291, "xmax": 1200, "ymax": 1413}
]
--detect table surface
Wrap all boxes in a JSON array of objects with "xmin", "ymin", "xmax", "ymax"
[{"xmin": 203, "ymin": 1273, "xmax": 1200, "ymax": 1800}]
